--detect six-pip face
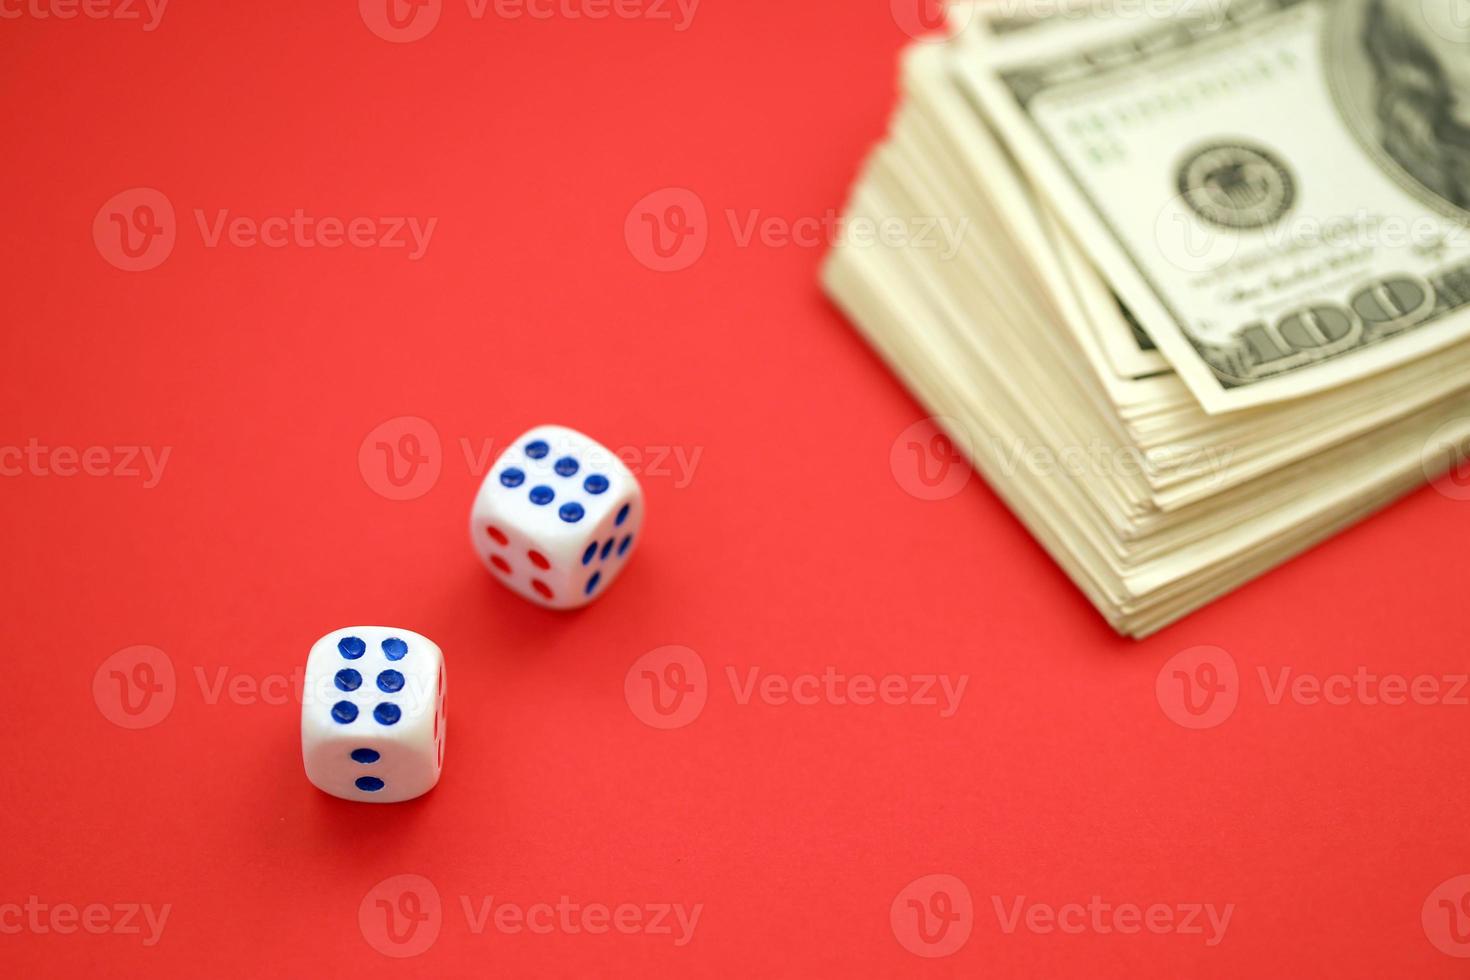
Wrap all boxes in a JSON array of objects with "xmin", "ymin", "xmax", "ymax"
[{"xmin": 470, "ymin": 424, "xmax": 644, "ymax": 609}]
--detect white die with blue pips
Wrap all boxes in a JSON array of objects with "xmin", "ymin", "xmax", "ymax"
[
  {"xmin": 471, "ymin": 424, "xmax": 644, "ymax": 609},
  {"xmin": 301, "ymin": 627, "xmax": 446, "ymax": 803}
]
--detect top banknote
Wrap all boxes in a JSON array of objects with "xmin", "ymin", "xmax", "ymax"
[{"xmin": 958, "ymin": 0, "xmax": 1470, "ymax": 412}]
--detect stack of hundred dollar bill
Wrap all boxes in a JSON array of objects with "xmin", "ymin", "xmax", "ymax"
[{"xmin": 824, "ymin": 0, "xmax": 1470, "ymax": 637}]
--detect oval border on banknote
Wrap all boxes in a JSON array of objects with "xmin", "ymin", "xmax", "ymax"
[{"xmin": 1326, "ymin": 0, "xmax": 1470, "ymax": 223}]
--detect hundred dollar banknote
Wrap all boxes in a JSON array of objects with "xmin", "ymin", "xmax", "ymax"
[{"xmin": 956, "ymin": 0, "xmax": 1470, "ymax": 413}]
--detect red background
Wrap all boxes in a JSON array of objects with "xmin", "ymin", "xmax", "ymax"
[{"xmin": 3, "ymin": 1, "xmax": 1469, "ymax": 976}]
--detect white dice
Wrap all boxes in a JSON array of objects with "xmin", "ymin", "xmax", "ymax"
[
  {"xmin": 301, "ymin": 626, "xmax": 446, "ymax": 803},
  {"xmin": 470, "ymin": 424, "xmax": 644, "ymax": 609}
]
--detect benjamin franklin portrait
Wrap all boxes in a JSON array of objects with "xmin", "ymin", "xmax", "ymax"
[{"xmin": 1360, "ymin": 0, "xmax": 1470, "ymax": 211}]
